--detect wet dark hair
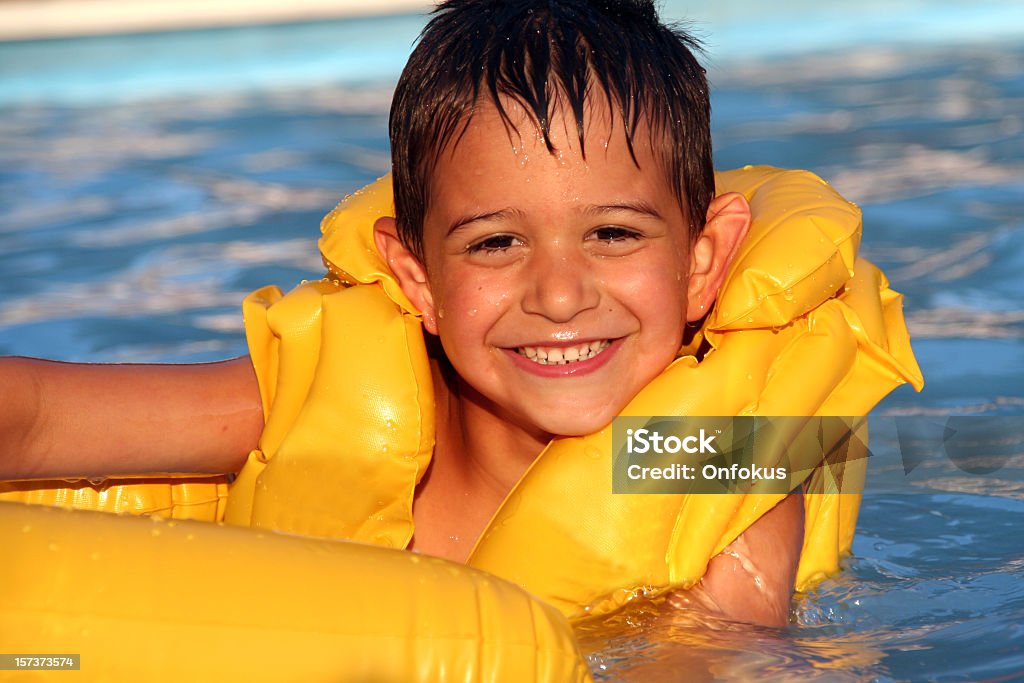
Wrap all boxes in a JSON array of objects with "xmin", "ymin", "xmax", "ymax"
[{"xmin": 390, "ymin": 0, "xmax": 713, "ymax": 258}]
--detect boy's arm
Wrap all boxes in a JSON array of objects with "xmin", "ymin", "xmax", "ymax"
[
  {"xmin": 667, "ymin": 490, "xmax": 804, "ymax": 628},
  {"xmin": 0, "ymin": 356, "xmax": 264, "ymax": 480}
]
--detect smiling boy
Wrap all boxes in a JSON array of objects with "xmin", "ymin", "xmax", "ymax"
[
  {"xmin": 380, "ymin": 94, "xmax": 802, "ymax": 626},
  {"xmin": 0, "ymin": 0, "xmax": 919, "ymax": 630},
  {"xmin": 376, "ymin": 99, "xmax": 767, "ymax": 569},
  {"xmin": 366, "ymin": 1, "xmax": 780, "ymax": 591}
]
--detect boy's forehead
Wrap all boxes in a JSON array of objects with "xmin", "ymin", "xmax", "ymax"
[
  {"xmin": 454, "ymin": 94, "xmax": 629, "ymax": 158},
  {"xmin": 429, "ymin": 94, "xmax": 672, "ymax": 192}
]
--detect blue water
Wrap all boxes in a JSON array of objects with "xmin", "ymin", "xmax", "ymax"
[{"xmin": 1, "ymin": 4, "xmax": 1022, "ymax": 681}]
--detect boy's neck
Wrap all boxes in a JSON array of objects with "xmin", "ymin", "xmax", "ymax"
[
  {"xmin": 409, "ymin": 351, "xmax": 550, "ymax": 563},
  {"xmin": 431, "ymin": 354, "xmax": 549, "ymax": 496}
]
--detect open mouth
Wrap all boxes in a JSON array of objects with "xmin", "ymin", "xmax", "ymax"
[{"xmin": 515, "ymin": 340, "xmax": 611, "ymax": 366}]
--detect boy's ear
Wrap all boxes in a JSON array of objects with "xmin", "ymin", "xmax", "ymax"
[
  {"xmin": 373, "ymin": 216, "xmax": 439, "ymax": 334},
  {"xmin": 686, "ymin": 192, "xmax": 751, "ymax": 322}
]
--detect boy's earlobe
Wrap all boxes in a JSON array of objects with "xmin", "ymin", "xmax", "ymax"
[
  {"xmin": 686, "ymin": 192, "xmax": 752, "ymax": 322},
  {"xmin": 372, "ymin": 217, "xmax": 439, "ymax": 334}
]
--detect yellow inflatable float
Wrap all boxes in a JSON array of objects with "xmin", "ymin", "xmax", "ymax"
[
  {"xmin": 0, "ymin": 166, "xmax": 923, "ymax": 680},
  {"xmin": 0, "ymin": 501, "xmax": 588, "ymax": 682}
]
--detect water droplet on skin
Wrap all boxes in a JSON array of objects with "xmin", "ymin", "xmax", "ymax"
[
  {"xmin": 468, "ymin": 308, "xmax": 478, "ymax": 317},
  {"xmin": 437, "ymin": 308, "xmax": 446, "ymax": 319}
]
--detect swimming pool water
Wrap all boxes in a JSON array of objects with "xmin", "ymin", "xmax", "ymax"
[{"xmin": 1, "ymin": 6, "xmax": 1022, "ymax": 681}]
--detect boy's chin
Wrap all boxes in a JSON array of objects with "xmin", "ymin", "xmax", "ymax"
[{"xmin": 522, "ymin": 409, "xmax": 617, "ymax": 441}]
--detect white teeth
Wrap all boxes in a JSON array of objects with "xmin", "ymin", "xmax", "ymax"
[{"xmin": 516, "ymin": 340, "xmax": 611, "ymax": 366}]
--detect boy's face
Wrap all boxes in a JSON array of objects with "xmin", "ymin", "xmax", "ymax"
[{"xmin": 393, "ymin": 99, "xmax": 711, "ymax": 439}]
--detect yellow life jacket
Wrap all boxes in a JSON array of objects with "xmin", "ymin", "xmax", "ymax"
[{"xmin": 227, "ymin": 165, "xmax": 923, "ymax": 618}]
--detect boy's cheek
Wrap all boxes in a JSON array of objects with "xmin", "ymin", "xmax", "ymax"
[{"xmin": 430, "ymin": 267, "xmax": 515, "ymax": 317}]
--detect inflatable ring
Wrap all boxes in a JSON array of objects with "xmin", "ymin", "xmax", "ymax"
[{"xmin": 0, "ymin": 501, "xmax": 590, "ymax": 681}]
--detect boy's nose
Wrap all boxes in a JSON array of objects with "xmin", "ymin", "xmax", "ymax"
[{"xmin": 521, "ymin": 247, "xmax": 600, "ymax": 323}]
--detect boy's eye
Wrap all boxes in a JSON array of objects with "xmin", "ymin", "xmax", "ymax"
[
  {"xmin": 467, "ymin": 234, "xmax": 523, "ymax": 253},
  {"xmin": 588, "ymin": 226, "xmax": 642, "ymax": 243}
]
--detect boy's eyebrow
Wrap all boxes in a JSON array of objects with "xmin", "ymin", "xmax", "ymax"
[
  {"xmin": 444, "ymin": 201, "xmax": 666, "ymax": 236},
  {"xmin": 445, "ymin": 208, "xmax": 524, "ymax": 236},
  {"xmin": 584, "ymin": 201, "xmax": 666, "ymax": 221}
]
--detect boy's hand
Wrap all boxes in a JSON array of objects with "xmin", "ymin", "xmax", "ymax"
[
  {"xmin": 667, "ymin": 490, "xmax": 804, "ymax": 628},
  {"xmin": 0, "ymin": 356, "xmax": 264, "ymax": 480}
]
